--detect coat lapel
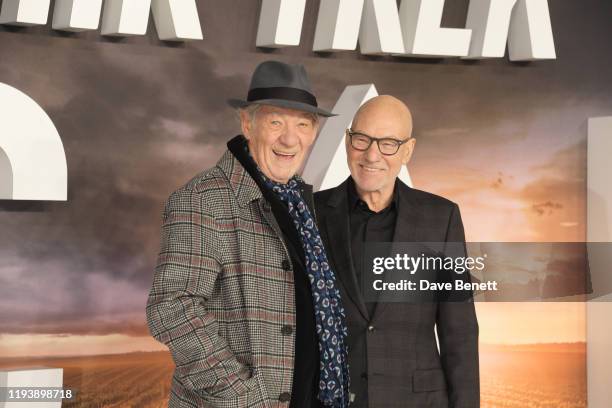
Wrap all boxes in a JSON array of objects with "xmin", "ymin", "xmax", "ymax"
[
  {"xmin": 324, "ymin": 180, "xmax": 370, "ymax": 322},
  {"xmin": 216, "ymin": 149, "xmax": 263, "ymax": 208}
]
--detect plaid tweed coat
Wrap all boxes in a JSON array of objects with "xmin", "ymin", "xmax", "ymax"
[{"xmin": 146, "ymin": 149, "xmax": 302, "ymax": 408}]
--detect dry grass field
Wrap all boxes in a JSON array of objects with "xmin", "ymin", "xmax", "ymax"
[
  {"xmin": 0, "ymin": 351, "xmax": 174, "ymax": 408},
  {"xmin": 0, "ymin": 343, "xmax": 586, "ymax": 407},
  {"xmin": 480, "ymin": 343, "xmax": 587, "ymax": 408}
]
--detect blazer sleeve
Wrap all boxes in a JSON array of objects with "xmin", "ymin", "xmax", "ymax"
[
  {"xmin": 437, "ymin": 203, "xmax": 480, "ymax": 408},
  {"xmin": 146, "ymin": 188, "xmax": 251, "ymax": 399}
]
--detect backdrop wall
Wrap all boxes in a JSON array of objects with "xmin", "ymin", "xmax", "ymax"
[{"xmin": 1, "ymin": 1, "xmax": 610, "ymax": 406}]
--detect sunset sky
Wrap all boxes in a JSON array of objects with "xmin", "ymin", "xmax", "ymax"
[{"xmin": 2, "ymin": 0, "xmax": 611, "ymax": 358}]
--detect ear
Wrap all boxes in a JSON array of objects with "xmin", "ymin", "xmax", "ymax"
[
  {"xmin": 401, "ymin": 138, "xmax": 416, "ymax": 165},
  {"xmin": 239, "ymin": 110, "xmax": 252, "ymax": 139}
]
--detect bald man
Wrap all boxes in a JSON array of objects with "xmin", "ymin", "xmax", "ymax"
[{"xmin": 314, "ymin": 96, "xmax": 479, "ymax": 407}]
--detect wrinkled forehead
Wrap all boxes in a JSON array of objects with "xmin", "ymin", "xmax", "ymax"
[{"xmin": 258, "ymin": 104, "xmax": 318, "ymax": 122}]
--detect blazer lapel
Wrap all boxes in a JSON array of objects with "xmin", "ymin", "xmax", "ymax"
[
  {"xmin": 324, "ymin": 181, "xmax": 370, "ymax": 322},
  {"xmin": 391, "ymin": 181, "xmax": 422, "ymax": 243}
]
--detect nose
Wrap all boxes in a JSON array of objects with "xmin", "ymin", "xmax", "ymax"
[
  {"xmin": 278, "ymin": 125, "xmax": 300, "ymax": 147},
  {"xmin": 363, "ymin": 140, "xmax": 381, "ymax": 162}
]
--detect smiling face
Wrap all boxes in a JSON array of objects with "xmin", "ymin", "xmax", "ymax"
[
  {"xmin": 241, "ymin": 104, "xmax": 319, "ymax": 183},
  {"xmin": 346, "ymin": 96, "xmax": 415, "ymax": 201}
]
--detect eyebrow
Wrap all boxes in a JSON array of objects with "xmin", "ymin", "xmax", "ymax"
[
  {"xmin": 351, "ymin": 129, "xmax": 401, "ymax": 139},
  {"xmin": 263, "ymin": 109, "xmax": 317, "ymax": 123}
]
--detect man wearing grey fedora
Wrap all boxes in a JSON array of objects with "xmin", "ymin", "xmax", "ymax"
[{"xmin": 146, "ymin": 60, "xmax": 350, "ymax": 408}]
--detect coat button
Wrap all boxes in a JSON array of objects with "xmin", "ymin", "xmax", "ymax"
[
  {"xmin": 361, "ymin": 372, "xmax": 368, "ymax": 380},
  {"xmin": 281, "ymin": 260, "xmax": 291, "ymax": 271},
  {"xmin": 278, "ymin": 392, "xmax": 291, "ymax": 402},
  {"xmin": 281, "ymin": 325, "xmax": 293, "ymax": 336},
  {"xmin": 367, "ymin": 325, "xmax": 375, "ymax": 332}
]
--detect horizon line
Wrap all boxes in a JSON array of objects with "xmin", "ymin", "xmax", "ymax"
[{"xmin": 0, "ymin": 341, "xmax": 587, "ymax": 360}]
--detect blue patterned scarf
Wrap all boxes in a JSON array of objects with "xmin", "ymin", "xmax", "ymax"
[{"xmin": 259, "ymin": 173, "xmax": 350, "ymax": 407}]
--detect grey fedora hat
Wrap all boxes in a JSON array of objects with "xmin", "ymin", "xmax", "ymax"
[{"xmin": 228, "ymin": 60, "xmax": 336, "ymax": 117}]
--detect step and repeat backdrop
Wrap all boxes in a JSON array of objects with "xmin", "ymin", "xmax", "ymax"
[{"xmin": 2, "ymin": 0, "xmax": 611, "ymax": 407}]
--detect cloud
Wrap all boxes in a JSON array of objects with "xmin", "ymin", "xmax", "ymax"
[
  {"xmin": 0, "ymin": 255, "xmax": 150, "ymax": 333},
  {"xmin": 1, "ymin": 2, "xmax": 608, "ymax": 338},
  {"xmin": 0, "ymin": 36, "xmax": 248, "ymax": 336},
  {"xmin": 518, "ymin": 142, "xmax": 586, "ymax": 240}
]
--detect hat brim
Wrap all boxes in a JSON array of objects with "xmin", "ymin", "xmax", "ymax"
[{"xmin": 228, "ymin": 98, "xmax": 337, "ymax": 118}]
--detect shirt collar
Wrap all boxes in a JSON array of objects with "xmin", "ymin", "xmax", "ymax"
[{"xmin": 347, "ymin": 176, "xmax": 399, "ymax": 214}]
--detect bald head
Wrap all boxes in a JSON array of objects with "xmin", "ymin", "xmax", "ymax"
[{"xmin": 353, "ymin": 95, "xmax": 413, "ymax": 139}]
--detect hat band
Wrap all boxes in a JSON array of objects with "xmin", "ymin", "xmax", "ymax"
[{"xmin": 247, "ymin": 87, "xmax": 318, "ymax": 108}]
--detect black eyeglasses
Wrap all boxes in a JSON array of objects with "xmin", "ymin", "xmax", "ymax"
[{"xmin": 346, "ymin": 128, "xmax": 410, "ymax": 156}]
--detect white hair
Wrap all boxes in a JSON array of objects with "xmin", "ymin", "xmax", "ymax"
[{"xmin": 237, "ymin": 104, "xmax": 262, "ymax": 126}]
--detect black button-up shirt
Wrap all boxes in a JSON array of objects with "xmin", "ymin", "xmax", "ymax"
[{"xmin": 347, "ymin": 177, "xmax": 399, "ymax": 317}]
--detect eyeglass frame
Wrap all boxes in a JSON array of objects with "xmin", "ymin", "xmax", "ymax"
[{"xmin": 346, "ymin": 128, "xmax": 411, "ymax": 156}]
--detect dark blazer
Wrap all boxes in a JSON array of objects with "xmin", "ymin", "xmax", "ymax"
[{"xmin": 314, "ymin": 178, "xmax": 480, "ymax": 408}]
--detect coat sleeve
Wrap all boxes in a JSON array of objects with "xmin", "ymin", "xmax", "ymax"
[
  {"xmin": 146, "ymin": 188, "xmax": 252, "ymax": 399},
  {"xmin": 437, "ymin": 203, "xmax": 480, "ymax": 408}
]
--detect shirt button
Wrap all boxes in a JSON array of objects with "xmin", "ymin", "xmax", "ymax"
[
  {"xmin": 281, "ymin": 325, "xmax": 293, "ymax": 336},
  {"xmin": 367, "ymin": 325, "xmax": 375, "ymax": 332},
  {"xmin": 278, "ymin": 392, "xmax": 291, "ymax": 402},
  {"xmin": 281, "ymin": 260, "xmax": 291, "ymax": 271}
]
